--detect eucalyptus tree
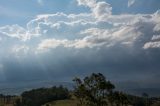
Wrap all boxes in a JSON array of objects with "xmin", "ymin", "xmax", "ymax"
[{"xmin": 73, "ymin": 73, "xmax": 115, "ymax": 106}]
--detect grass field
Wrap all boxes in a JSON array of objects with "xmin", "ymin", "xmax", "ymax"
[
  {"xmin": 44, "ymin": 99, "xmax": 77, "ymax": 106},
  {"xmin": 0, "ymin": 102, "xmax": 14, "ymax": 106}
]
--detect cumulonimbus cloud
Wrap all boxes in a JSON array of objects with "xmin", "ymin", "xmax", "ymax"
[
  {"xmin": 0, "ymin": 0, "xmax": 160, "ymax": 90},
  {"xmin": 0, "ymin": 0, "xmax": 159, "ymax": 52}
]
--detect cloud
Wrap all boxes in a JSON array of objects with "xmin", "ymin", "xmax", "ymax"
[
  {"xmin": 12, "ymin": 45, "xmax": 29, "ymax": 57},
  {"xmin": 143, "ymin": 41, "xmax": 160, "ymax": 49},
  {"xmin": 93, "ymin": 1, "xmax": 112, "ymax": 20},
  {"xmin": 0, "ymin": 0, "xmax": 160, "ymax": 91},
  {"xmin": 0, "ymin": 25, "xmax": 29, "ymax": 41},
  {"xmin": 34, "ymin": 9, "xmax": 160, "ymax": 52},
  {"xmin": 0, "ymin": 24, "xmax": 40, "ymax": 41},
  {"xmin": 77, "ymin": 0, "xmax": 112, "ymax": 20},
  {"xmin": 151, "ymin": 35, "xmax": 160, "ymax": 40},
  {"xmin": 37, "ymin": 38, "xmax": 96, "ymax": 52},
  {"xmin": 128, "ymin": 0, "xmax": 135, "ymax": 7},
  {"xmin": 143, "ymin": 35, "xmax": 160, "ymax": 49},
  {"xmin": 0, "ymin": 0, "xmax": 159, "ymax": 52},
  {"xmin": 77, "ymin": 0, "xmax": 96, "ymax": 8},
  {"xmin": 37, "ymin": 39, "xmax": 69, "ymax": 50},
  {"xmin": 37, "ymin": 23, "xmax": 143, "ymax": 51}
]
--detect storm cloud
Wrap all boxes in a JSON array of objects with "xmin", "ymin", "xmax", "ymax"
[{"xmin": 0, "ymin": 0, "xmax": 160, "ymax": 93}]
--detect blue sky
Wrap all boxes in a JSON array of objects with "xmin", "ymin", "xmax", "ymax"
[
  {"xmin": 0, "ymin": 0, "xmax": 160, "ymax": 25},
  {"xmin": 0, "ymin": 0, "xmax": 160, "ymax": 93}
]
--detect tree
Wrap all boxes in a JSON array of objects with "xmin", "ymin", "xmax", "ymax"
[
  {"xmin": 142, "ymin": 93, "xmax": 150, "ymax": 106},
  {"xmin": 14, "ymin": 98, "xmax": 21, "ymax": 106},
  {"xmin": 20, "ymin": 86, "xmax": 70, "ymax": 106},
  {"xmin": 73, "ymin": 77, "xmax": 88, "ymax": 106},
  {"xmin": 73, "ymin": 73, "xmax": 115, "ymax": 106},
  {"xmin": 112, "ymin": 91, "xmax": 130, "ymax": 106}
]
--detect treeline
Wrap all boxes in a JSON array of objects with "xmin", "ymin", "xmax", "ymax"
[
  {"xmin": 73, "ymin": 73, "xmax": 130, "ymax": 106},
  {"xmin": 0, "ymin": 94, "xmax": 18, "ymax": 105},
  {"xmin": 73, "ymin": 73, "xmax": 160, "ymax": 106},
  {"xmin": 15, "ymin": 86, "xmax": 70, "ymax": 106},
  {"xmin": 0, "ymin": 73, "xmax": 159, "ymax": 106}
]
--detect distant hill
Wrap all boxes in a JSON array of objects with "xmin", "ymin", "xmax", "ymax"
[
  {"xmin": 0, "ymin": 80, "xmax": 160, "ymax": 97},
  {"xmin": 114, "ymin": 81, "xmax": 160, "ymax": 97},
  {"xmin": 0, "ymin": 81, "xmax": 73, "ymax": 95},
  {"xmin": 124, "ymin": 88, "xmax": 160, "ymax": 97}
]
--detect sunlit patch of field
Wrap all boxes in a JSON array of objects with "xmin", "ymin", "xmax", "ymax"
[{"xmin": 44, "ymin": 99, "xmax": 77, "ymax": 106}]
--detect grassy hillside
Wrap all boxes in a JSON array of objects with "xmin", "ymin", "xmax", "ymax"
[{"xmin": 44, "ymin": 99, "xmax": 77, "ymax": 106}]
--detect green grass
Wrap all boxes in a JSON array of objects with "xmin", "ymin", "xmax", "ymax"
[{"xmin": 44, "ymin": 99, "xmax": 77, "ymax": 106}]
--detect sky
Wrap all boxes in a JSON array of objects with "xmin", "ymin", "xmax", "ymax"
[{"xmin": 0, "ymin": 0, "xmax": 160, "ymax": 90}]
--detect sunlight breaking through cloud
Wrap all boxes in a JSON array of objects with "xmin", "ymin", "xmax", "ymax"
[{"xmin": 0, "ymin": 0, "xmax": 160, "ymax": 89}]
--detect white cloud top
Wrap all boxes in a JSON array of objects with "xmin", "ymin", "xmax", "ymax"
[
  {"xmin": 128, "ymin": 0, "xmax": 135, "ymax": 7},
  {"xmin": 0, "ymin": 0, "xmax": 159, "ymax": 54}
]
